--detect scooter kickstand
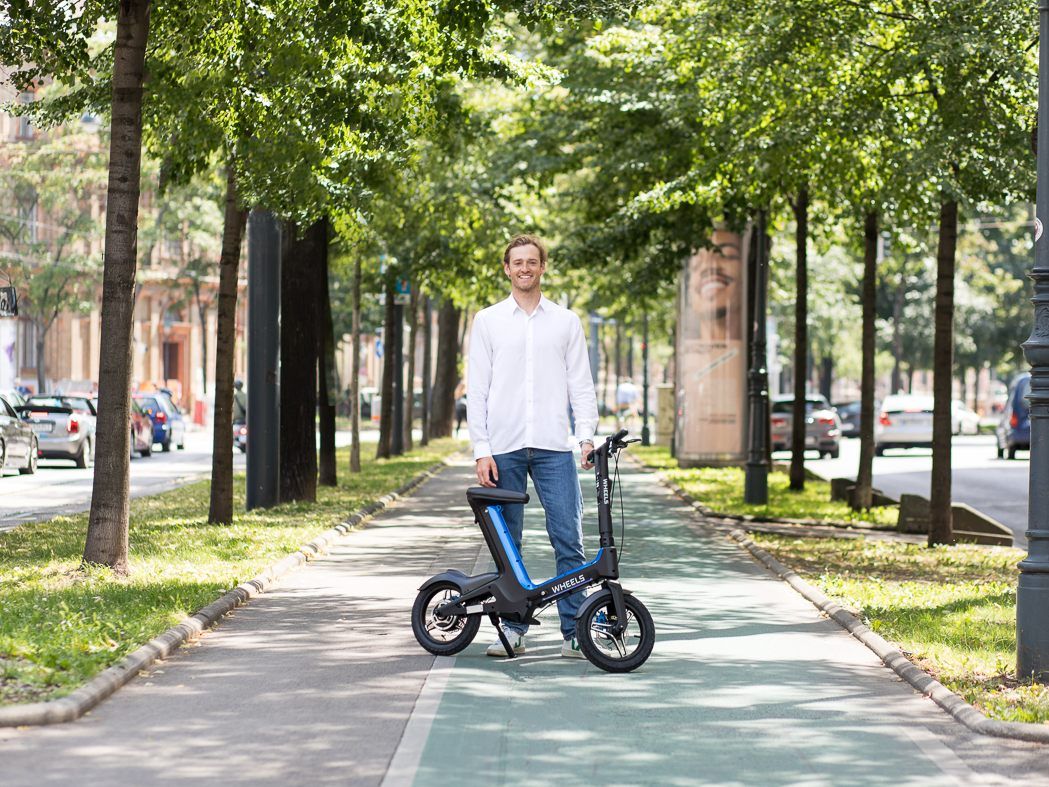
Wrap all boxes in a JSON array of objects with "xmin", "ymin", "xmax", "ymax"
[{"xmin": 489, "ymin": 613, "xmax": 516, "ymax": 658}]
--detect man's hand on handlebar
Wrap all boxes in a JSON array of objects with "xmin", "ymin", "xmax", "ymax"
[
  {"xmin": 580, "ymin": 440, "xmax": 594, "ymax": 470},
  {"xmin": 476, "ymin": 456, "xmax": 499, "ymax": 487}
]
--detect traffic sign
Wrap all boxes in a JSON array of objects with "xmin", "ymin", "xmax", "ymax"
[{"xmin": 0, "ymin": 287, "xmax": 17, "ymax": 317}]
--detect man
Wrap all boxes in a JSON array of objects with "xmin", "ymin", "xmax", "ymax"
[
  {"xmin": 468, "ymin": 234, "xmax": 599, "ymax": 659},
  {"xmin": 233, "ymin": 379, "xmax": 247, "ymax": 423}
]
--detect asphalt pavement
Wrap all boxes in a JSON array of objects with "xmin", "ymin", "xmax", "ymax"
[
  {"xmin": 2, "ymin": 456, "xmax": 1047, "ymax": 785},
  {"xmin": 786, "ymin": 435, "xmax": 1031, "ymax": 545}
]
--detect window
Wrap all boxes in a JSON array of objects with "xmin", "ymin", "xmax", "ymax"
[{"xmin": 16, "ymin": 91, "xmax": 34, "ymax": 141}]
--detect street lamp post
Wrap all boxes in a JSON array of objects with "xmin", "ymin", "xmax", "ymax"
[
  {"xmin": 1017, "ymin": 0, "xmax": 1049, "ymax": 681},
  {"xmin": 744, "ymin": 211, "xmax": 770, "ymax": 505},
  {"xmin": 642, "ymin": 310, "xmax": 651, "ymax": 445}
]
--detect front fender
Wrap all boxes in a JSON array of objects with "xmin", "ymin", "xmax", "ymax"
[{"xmin": 574, "ymin": 587, "xmax": 634, "ymax": 621}]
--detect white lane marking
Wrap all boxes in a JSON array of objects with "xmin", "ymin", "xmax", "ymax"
[{"xmin": 382, "ymin": 544, "xmax": 488, "ymax": 787}]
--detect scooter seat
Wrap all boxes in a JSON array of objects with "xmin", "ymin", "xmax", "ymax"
[{"xmin": 466, "ymin": 486, "xmax": 529, "ymax": 505}]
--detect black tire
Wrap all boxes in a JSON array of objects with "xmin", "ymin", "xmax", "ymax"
[
  {"xmin": 142, "ymin": 440, "xmax": 152, "ymax": 458},
  {"xmin": 576, "ymin": 593, "xmax": 655, "ymax": 673},
  {"xmin": 19, "ymin": 438, "xmax": 38, "ymax": 475},
  {"xmin": 1008, "ymin": 446, "xmax": 1017, "ymax": 460},
  {"xmin": 0, "ymin": 438, "xmax": 6, "ymax": 473},
  {"xmin": 829, "ymin": 447, "xmax": 840, "ymax": 459},
  {"xmin": 411, "ymin": 581, "xmax": 481, "ymax": 656},
  {"xmin": 997, "ymin": 445, "xmax": 1005, "ymax": 459},
  {"xmin": 75, "ymin": 437, "xmax": 93, "ymax": 469},
  {"xmin": 162, "ymin": 437, "xmax": 172, "ymax": 453},
  {"xmin": 874, "ymin": 445, "xmax": 885, "ymax": 457}
]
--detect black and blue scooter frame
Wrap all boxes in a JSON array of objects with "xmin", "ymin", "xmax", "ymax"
[{"xmin": 419, "ymin": 430, "xmax": 634, "ymax": 658}]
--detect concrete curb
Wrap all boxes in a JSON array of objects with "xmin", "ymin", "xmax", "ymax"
[
  {"xmin": 729, "ymin": 529, "xmax": 1049, "ymax": 744},
  {"xmin": 0, "ymin": 454, "xmax": 457, "ymax": 728}
]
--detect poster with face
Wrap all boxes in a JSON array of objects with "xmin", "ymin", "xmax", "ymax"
[{"xmin": 675, "ymin": 227, "xmax": 747, "ymax": 464}]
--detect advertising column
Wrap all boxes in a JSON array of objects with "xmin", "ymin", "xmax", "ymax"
[{"xmin": 674, "ymin": 227, "xmax": 748, "ymax": 466}]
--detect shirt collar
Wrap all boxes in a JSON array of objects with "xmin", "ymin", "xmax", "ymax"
[{"xmin": 505, "ymin": 293, "xmax": 550, "ymax": 316}]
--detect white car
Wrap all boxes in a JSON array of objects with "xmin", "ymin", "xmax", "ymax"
[
  {"xmin": 951, "ymin": 400, "xmax": 981, "ymax": 435},
  {"xmin": 875, "ymin": 394, "xmax": 934, "ymax": 455}
]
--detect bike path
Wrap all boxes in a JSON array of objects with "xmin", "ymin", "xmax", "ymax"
[{"xmin": 403, "ymin": 460, "xmax": 1044, "ymax": 786}]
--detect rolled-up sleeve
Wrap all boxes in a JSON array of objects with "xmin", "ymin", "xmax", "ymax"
[
  {"xmin": 467, "ymin": 312, "xmax": 493, "ymax": 460},
  {"xmin": 566, "ymin": 315, "xmax": 598, "ymax": 445}
]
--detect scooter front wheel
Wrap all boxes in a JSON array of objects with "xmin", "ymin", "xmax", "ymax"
[
  {"xmin": 576, "ymin": 594, "xmax": 655, "ymax": 673},
  {"xmin": 412, "ymin": 581, "xmax": 481, "ymax": 656}
]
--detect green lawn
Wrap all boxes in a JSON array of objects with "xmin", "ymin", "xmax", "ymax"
[
  {"xmin": 751, "ymin": 534, "xmax": 1049, "ymax": 723},
  {"xmin": 0, "ymin": 439, "xmax": 463, "ymax": 706},
  {"xmin": 632, "ymin": 445, "xmax": 898, "ymax": 528}
]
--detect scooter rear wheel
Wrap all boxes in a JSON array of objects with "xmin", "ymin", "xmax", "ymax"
[
  {"xmin": 576, "ymin": 594, "xmax": 654, "ymax": 673},
  {"xmin": 412, "ymin": 581, "xmax": 481, "ymax": 656}
]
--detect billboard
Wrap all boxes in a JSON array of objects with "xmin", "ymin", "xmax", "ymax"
[{"xmin": 675, "ymin": 227, "xmax": 748, "ymax": 465}]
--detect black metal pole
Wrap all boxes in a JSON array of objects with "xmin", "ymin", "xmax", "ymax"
[
  {"xmin": 246, "ymin": 209, "xmax": 280, "ymax": 510},
  {"xmin": 1017, "ymin": 0, "xmax": 1049, "ymax": 681},
  {"xmin": 391, "ymin": 299, "xmax": 404, "ymax": 455},
  {"xmin": 641, "ymin": 310, "xmax": 651, "ymax": 445},
  {"xmin": 744, "ymin": 211, "xmax": 770, "ymax": 505}
]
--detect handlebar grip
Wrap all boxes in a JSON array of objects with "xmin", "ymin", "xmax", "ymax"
[{"xmin": 610, "ymin": 428, "xmax": 629, "ymax": 443}]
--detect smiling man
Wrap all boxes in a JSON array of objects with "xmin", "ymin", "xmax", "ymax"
[{"xmin": 467, "ymin": 234, "xmax": 599, "ymax": 659}]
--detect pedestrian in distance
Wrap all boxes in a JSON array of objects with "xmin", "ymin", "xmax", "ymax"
[
  {"xmin": 233, "ymin": 379, "xmax": 247, "ymax": 424},
  {"xmin": 467, "ymin": 233, "xmax": 599, "ymax": 659},
  {"xmin": 455, "ymin": 393, "xmax": 468, "ymax": 435}
]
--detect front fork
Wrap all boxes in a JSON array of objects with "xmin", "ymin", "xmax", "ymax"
[{"xmin": 606, "ymin": 580, "xmax": 629, "ymax": 636}]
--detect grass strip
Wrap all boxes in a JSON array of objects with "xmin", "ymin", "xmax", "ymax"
[
  {"xmin": 632, "ymin": 445, "xmax": 898, "ymax": 528},
  {"xmin": 750, "ymin": 534, "xmax": 1049, "ymax": 724},
  {"xmin": 0, "ymin": 438, "xmax": 463, "ymax": 706}
]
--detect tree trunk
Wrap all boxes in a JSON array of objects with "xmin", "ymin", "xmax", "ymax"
[
  {"xmin": 852, "ymin": 210, "xmax": 879, "ymax": 511},
  {"xmin": 929, "ymin": 198, "xmax": 958, "ymax": 546},
  {"xmin": 279, "ymin": 219, "xmax": 320, "ymax": 502},
  {"xmin": 317, "ymin": 217, "xmax": 337, "ymax": 486},
  {"xmin": 891, "ymin": 281, "xmax": 904, "ymax": 395},
  {"xmin": 34, "ymin": 324, "xmax": 46, "ymax": 393},
  {"xmin": 430, "ymin": 299, "xmax": 460, "ymax": 439},
  {"xmin": 83, "ymin": 0, "xmax": 151, "ymax": 573},
  {"xmin": 906, "ymin": 364, "xmax": 914, "ymax": 392},
  {"xmin": 421, "ymin": 295, "xmax": 431, "ymax": 445},
  {"xmin": 819, "ymin": 355, "xmax": 833, "ymax": 402},
  {"xmin": 376, "ymin": 277, "xmax": 395, "ymax": 458},
  {"xmin": 208, "ymin": 165, "xmax": 247, "ymax": 524},
  {"xmin": 790, "ymin": 187, "xmax": 810, "ymax": 490},
  {"xmin": 973, "ymin": 365, "xmax": 982, "ymax": 414},
  {"xmin": 404, "ymin": 288, "xmax": 418, "ymax": 452},
  {"xmin": 350, "ymin": 257, "xmax": 362, "ymax": 472}
]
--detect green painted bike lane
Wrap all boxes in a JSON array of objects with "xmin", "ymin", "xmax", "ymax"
[{"xmin": 402, "ymin": 461, "xmax": 999, "ymax": 786}]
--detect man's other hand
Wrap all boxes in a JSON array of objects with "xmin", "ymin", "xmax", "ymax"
[
  {"xmin": 476, "ymin": 456, "xmax": 499, "ymax": 487},
  {"xmin": 580, "ymin": 441, "xmax": 594, "ymax": 470}
]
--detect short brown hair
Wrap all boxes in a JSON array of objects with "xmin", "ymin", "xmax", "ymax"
[{"xmin": 503, "ymin": 234, "xmax": 547, "ymax": 266}]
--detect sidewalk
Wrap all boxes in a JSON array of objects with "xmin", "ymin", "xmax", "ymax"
[{"xmin": 1, "ymin": 457, "xmax": 1047, "ymax": 785}]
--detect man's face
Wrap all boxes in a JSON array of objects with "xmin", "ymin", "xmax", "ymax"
[
  {"xmin": 504, "ymin": 244, "xmax": 545, "ymax": 292},
  {"xmin": 694, "ymin": 234, "xmax": 741, "ymax": 319}
]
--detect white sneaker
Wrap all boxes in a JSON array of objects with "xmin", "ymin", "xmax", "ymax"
[
  {"xmin": 561, "ymin": 637, "xmax": 585, "ymax": 659},
  {"xmin": 486, "ymin": 629, "xmax": 526, "ymax": 657}
]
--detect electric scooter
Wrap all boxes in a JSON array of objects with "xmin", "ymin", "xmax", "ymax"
[{"xmin": 411, "ymin": 429, "xmax": 655, "ymax": 673}]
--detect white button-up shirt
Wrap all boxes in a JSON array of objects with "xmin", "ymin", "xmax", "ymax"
[{"xmin": 468, "ymin": 294, "xmax": 598, "ymax": 460}]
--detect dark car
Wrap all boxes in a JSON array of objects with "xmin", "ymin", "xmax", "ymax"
[
  {"xmin": 0, "ymin": 393, "xmax": 37, "ymax": 475},
  {"xmin": 21, "ymin": 394, "xmax": 98, "ymax": 468},
  {"xmin": 833, "ymin": 401, "xmax": 862, "ymax": 438},
  {"xmin": 770, "ymin": 395, "xmax": 842, "ymax": 459},
  {"xmin": 92, "ymin": 397, "xmax": 154, "ymax": 458},
  {"xmin": 996, "ymin": 372, "xmax": 1031, "ymax": 460},
  {"xmin": 134, "ymin": 392, "xmax": 186, "ymax": 451}
]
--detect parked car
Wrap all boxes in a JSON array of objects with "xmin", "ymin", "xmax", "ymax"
[
  {"xmin": 996, "ymin": 372, "xmax": 1031, "ymax": 460},
  {"xmin": 0, "ymin": 393, "xmax": 37, "ymax": 475},
  {"xmin": 875, "ymin": 393, "xmax": 934, "ymax": 455},
  {"xmin": 130, "ymin": 399, "xmax": 154, "ymax": 457},
  {"xmin": 770, "ymin": 395, "xmax": 841, "ymax": 459},
  {"xmin": 95, "ymin": 397, "xmax": 153, "ymax": 458},
  {"xmin": 951, "ymin": 399, "xmax": 981, "ymax": 435},
  {"xmin": 1, "ymin": 388, "xmax": 26, "ymax": 409},
  {"xmin": 833, "ymin": 400, "xmax": 862, "ymax": 438},
  {"xmin": 21, "ymin": 394, "xmax": 98, "ymax": 468},
  {"xmin": 133, "ymin": 392, "xmax": 186, "ymax": 451}
]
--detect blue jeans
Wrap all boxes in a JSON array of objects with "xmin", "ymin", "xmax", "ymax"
[{"xmin": 494, "ymin": 448, "xmax": 586, "ymax": 639}]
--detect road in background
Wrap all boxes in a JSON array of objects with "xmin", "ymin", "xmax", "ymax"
[
  {"xmin": 0, "ymin": 427, "xmax": 371, "ymax": 532},
  {"xmin": 788, "ymin": 435, "xmax": 1031, "ymax": 546}
]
